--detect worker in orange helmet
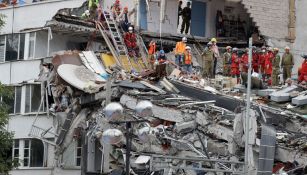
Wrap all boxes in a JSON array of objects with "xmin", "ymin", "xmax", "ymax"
[
  {"xmin": 264, "ymin": 47, "xmax": 274, "ymax": 85},
  {"xmin": 298, "ymin": 54, "xmax": 307, "ymax": 84},
  {"xmin": 231, "ymin": 48, "xmax": 240, "ymax": 84},
  {"xmin": 147, "ymin": 40, "xmax": 156, "ymax": 70}
]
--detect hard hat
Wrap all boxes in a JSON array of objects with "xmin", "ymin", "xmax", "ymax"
[
  {"xmin": 185, "ymin": 46, "xmax": 191, "ymax": 50},
  {"xmin": 245, "ymin": 48, "xmax": 249, "ymax": 51},
  {"xmin": 285, "ymin": 46, "xmax": 290, "ymax": 50},
  {"xmin": 159, "ymin": 50, "xmax": 165, "ymax": 54},
  {"xmin": 182, "ymin": 37, "xmax": 187, "ymax": 42},
  {"xmin": 128, "ymin": 26, "xmax": 133, "ymax": 31},
  {"xmin": 233, "ymin": 48, "xmax": 238, "ymax": 52},
  {"xmin": 85, "ymin": 10, "xmax": 90, "ymax": 15},
  {"xmin": 124, "ymin": 6, "xmax": 128, "ymax": 10},
  {"xmin": 115, "ymin": 0, "xmax": 120, "ymax": 3},
  {"xmin": 207, "ymin": 42, "xmax": 213, "ymax": 46},
  {"xmin": 273, "ymin": 48, "xmax": 279, "ymax": 52},
  {"xmin": 252, "ymin": 46, "xmax": 257, "ymax": 50},
  {"xmin": 261, "ymin": 46, "xmax": 266, "ymax": 49},
  {"xmin": 226, "ymin": 46, "xmax": 232, "ymax": 50},
  {"xmin": 211, "ymin": 38, "xmax": 217, "ymax": 43},
  {"xmin": 268, "ymin": 47, "xmax": 273, "ymax": 51}
]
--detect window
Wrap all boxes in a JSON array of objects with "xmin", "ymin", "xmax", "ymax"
[
  {"xmin": 0, "ymin": 35, "xmax": 5, "ymax": 62},
  {"xmin": 75, "ymin": 139, "xmax": 82, "ymax": 167},
  {"xmin": 1, "ymin": 86, "xmax": 21, "ymax": 114},
  {"xmin": 13, "ymin": 139, "xmax": 44, "ymax": 167},
  {"xmin": 25, "ymin": 84, "xmax": 44, "ymax": 113},
  {"xmin": 28, "ymin": 32, "xmax": 36, "ymax": 59},
  {"xmin": 0, "ymin": 34, "xmax": 26, "ymax": 62},
  {"xmin": 13, "ymin": 139, "xmax": 20, "ymax": 162}
]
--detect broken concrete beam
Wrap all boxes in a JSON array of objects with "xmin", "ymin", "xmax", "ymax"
[
  {"xmin": 270, "ymin": 85, "xmax": 299, "ymax": 102},
  {"xmin": 174, "ymin": 120, "xmax": 196, "ymax": 133},
  {"xmin": 162, "ymin": 78, "xmax": 180, "ymax": 93},
  {"xmin": 292, "ymin": 94, "xmax": 307, "ymax": 106},
  {"xmin": 80, "ymin": 87, "xmax": 120, "ymax": 105},
  {"xmin": 140, "ymin": 81, "xmax": 166, "ymax": 94}
]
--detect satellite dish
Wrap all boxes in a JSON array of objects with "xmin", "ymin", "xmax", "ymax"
[
  {"xmin": 137, "ymin": 126, "xmax": 151, "ymax": 142},
  {"xmin": 135, "ymin": 101, "xmax": 153, "ymax": 117},
  {"xmin": 102, "ymin": 129, "xmax": 123, "ymax": 145},
  {"xmin": 104, "ymin": 102, "xmax": 123, "ymax": 121}
]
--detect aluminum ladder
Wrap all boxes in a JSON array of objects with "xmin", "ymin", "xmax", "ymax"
[{"xmin": 102, "ymin": 10, "xmax": 134, "ymax": 71}]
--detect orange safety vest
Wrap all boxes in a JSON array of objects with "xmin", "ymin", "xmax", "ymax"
[
  {"xmin": 184, "ymin": 51, "xmax": 192, "ymax": 65},
  {"xmin": 148, "ymin": 43, "xmax": 156, "ymax": 55},
  {"xmin": 175, "ymin": 42, "xmax": 186, "ymax": 54}
]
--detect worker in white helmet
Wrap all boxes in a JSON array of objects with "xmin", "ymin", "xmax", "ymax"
[
  {"xmin": 183, "ymin": 46, "xmax": 193, "ymax": 73},
  {"xmin": 174, "ymin": 37, "xmax": 187, "ymax": 67}
]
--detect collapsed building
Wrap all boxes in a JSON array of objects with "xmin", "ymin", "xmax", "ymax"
[{"xmin": 0, "ymin": 0, "xmax": 307, "ymax": 175}]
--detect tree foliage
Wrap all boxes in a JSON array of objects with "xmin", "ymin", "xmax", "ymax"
[
  {"xmin": 0, "ymin": 14, "xmax": 5, "ymax": 29},
  {"xmin": 0, "ymin": 83, "xmax": 18, "ymax": 174}
]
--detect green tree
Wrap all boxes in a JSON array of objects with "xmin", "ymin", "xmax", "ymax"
[{"xmin": 0, "ymin": 83, "xmax": 18, "ymax": 174}]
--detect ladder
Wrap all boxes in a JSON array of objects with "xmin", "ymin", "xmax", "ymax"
[{"xmin": 102, "ymin": 10, "xmax": 133, "ymax": 71}]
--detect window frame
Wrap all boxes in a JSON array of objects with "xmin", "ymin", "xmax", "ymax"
[
  {"xmin": 74, "ymin": 138, "xmax": 82, "ymax": 167},
  {"xmin": 24, "ymin": 84, "xmax": 45, "ymax": 114}
]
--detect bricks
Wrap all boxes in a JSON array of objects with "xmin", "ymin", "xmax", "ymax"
[{"xmin": 241, "ymin": 0, "xmax": 289, "ymax": 39}]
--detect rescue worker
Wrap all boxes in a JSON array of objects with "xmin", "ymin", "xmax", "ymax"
[
  {"xmin": 281, "ymin": 46, "xmax": 294, "ymax": 83},
  {"xmin": 241, "ymin": 48, "xmax": 249, "ymax": 73},
  {"xmin": 271, "ymin": 48, "xmax": 281, "ymax": 86},
  {"xmin": 88, "ymin": 0, "xmax": 99, "ymax": 18},
  {"xmin": 111, "ymin": 0, "xmax": 122, "ymax": 19},
  {"xmin": 223, "ymin": 46, "xmax": 232, "ymax": 76},
  {"xmin": 298, "ymin": 54, "xmax": 307, "ymax": 84},
  {"xmin": 147, "ymin": 40, "xmax": 156, "ymax": 70},
  {"xmin": 180, "ymin": 1, "xmax": 191, "ymax": 34},
  {"xmin": 264, "ymin": 47, "xmax": 274, "ymax": 85},
  {"xmin": 118, "ymin": 6, "xmax": 130, "ymax": 32},
  {"xmin": 211, "ymin": 38, "xmax": 220, "ymax": 77},
  {"xmin": 156, "ymin": 50, "xmax": 168, "ymax": 78},
  {"xmin": 201, "ymin": 42, "xmax": 214, "ymax": 78},
  {"xmin": 178, "ymin": 1, "xmax": 183, "ymax": 27},
  {"xmin": 183, "ymin": 46, "xmax": 193, "ymax": 73},
  {"xmin": 175, "ymin": 37, "xmax": 187, "ymax": 67},
  {"xmin": 231, "ymin": 48, "xmax": 240, "ymax": 84},
  {"xmin": 124, "ymin": 26, "xmax": 140, "ymax": 57},
  {"xmin": 252, "ymin": 46, "xmax": 259, "ymax": 73},
  {"xmin": 258, "ymin": 46, "xmax": 266, "ymax": 75}
]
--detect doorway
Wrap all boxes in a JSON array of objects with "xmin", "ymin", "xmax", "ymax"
[{"xmin": 190, "ymin": 0, "xmax": 206, "ymax": 37}]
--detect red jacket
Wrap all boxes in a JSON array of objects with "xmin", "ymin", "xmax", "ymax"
[
  {"xmin": 124, "ymin": 32, "xmax": 137, "ymax": 48},
  {"xmin": 252, "ymin": 52, "xmax": 259, "ymax": 72},
  {"xmin": 299, "ymin": 60, "xmax": 307, "ymax": 82},
  {"xmin": 241, "ymin": 53, "xmax": 248, "ymax": 72},
  {"xmin": 264, "ymin": 51, "xmax": 274, "ymax": 75},
  {"xmin": 259, "ymin": 53, "xmax": 266, "ymax": 68},
  {"xmin": 231, "ymin": 53, "xmax": 240, "ymax": 75}
]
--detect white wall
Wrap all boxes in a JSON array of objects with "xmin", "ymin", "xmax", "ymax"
[
  {"xmin": 0, "ymin": 59, "xmax": 41, "ymax": 84},
  {"xmin": 8, "ymin": 115, "xmax": 55, "ymax": 139},
  {"xmin": 11, "ymin": 169, "xmax": 80, "ymax": 175},
  {"xmin": 0, "ymin": 0, "xmax": 84, "ymax": 34}
]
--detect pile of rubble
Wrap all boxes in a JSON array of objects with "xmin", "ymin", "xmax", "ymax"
[{"xmin": 35, "ymin": 49, "xmax": 307, "ymax": 175}]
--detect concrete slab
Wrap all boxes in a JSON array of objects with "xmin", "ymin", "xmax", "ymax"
[
  {"xmin": 270, "ymin": 85, "xmax": 299, "ymax": 102},
  {"xmin": 256, "ymin": 89, "xmax": 277, "ymax": 97},
  {"xmin": 292, "ymin": 94, "xmax": 307, "ymax": 106}
]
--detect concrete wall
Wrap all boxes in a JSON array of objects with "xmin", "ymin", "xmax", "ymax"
[
  {"xmin": 11, "ymin": 169, "xmax": 80, "ymax": 175},
  {"xmin": 0, "ymin": 0, "xmax": 84, "ymax": 34}
]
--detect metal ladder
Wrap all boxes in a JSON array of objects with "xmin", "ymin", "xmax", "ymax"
[{"xmin": 102, "ymin": 10, "xmax": 133, "ymax": 71}]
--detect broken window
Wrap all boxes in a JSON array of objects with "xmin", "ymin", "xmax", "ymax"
[
  {"xmin": 4, "ymin": 34, "xmax": 26, "ymax": 61},
  {"xmin": 13, "ymin": 139, "xmax": 44, "ymax": 167},
  {"xmin": 25, "ymin": 84, "xmax": 44, "ymax": 113}
]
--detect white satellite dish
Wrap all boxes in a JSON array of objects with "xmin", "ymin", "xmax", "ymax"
[
  {"xmin": 102, "ymin": 129, "xmax": 123, "ymax": 144},
  {"xmin": 135, "ymin": 101, "xmax": 153, "ymax": 117},
  {"xmin": 104, "ymin": 102, "xmax": 123, "ymax": 121}
]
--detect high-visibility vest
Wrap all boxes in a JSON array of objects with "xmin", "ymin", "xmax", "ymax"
[
  {"xmin": 175, "ymin": 42, "xmax": 186, "ymax": 54},
  {"xmin": 148, "ymin": 43, "xmax": 156, "ymax": 55},
  {"xmin": 184, "ymin": 51, "xmax": 192, "ymax": 65}
]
